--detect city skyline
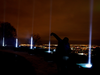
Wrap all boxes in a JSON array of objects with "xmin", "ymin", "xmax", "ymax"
[{"xmin": 0, "ymin": 0, "xmax": 100, "ymax": 45}]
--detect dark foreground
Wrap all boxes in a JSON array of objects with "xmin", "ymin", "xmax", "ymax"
[
  {"xmin": 0, "ymin": 51, "xmax": 36, "ymax": 75},
  {"xmin": 0, "ymin": 47, "xmax": 99, "ymax": 75}
]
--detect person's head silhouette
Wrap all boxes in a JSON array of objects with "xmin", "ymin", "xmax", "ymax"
[{"xmin": 63, "ymin": 37, "xmax": 69, "ymax": 44}]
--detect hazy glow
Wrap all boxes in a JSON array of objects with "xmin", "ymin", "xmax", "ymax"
[
  {"xmin": 16, "ymin": 38, "xmax": 18, "ymax": 48},
  {"xmin": 77, "ymin": 63, "xmax": 92, "ymax": 68},
  {"xmin": 2, "ymin": 37, "xmax": 5, "ymax": 47},
  {"xmin": 30, "ymin": 36, "xmax": 33, "ymax": 49},
  {"xmin": 45, "ymin": 51, "xmax": 53, "ymax": 54}
]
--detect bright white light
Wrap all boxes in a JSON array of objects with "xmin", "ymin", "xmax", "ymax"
[
  {"xmin": 48, "ymin": 41, "xmax": 51, "ymax": 53},
  {"xmin": 45, "ymin": 51, "xmax": 53, "ymax": 54},
  {"xmin": 30, "ymin": 36, "xmax": 33, "ymax": 49},
  {"xmin": 77, "ymin": 63, "xmax": 92, "ymax": 68},
  {"xmin": 2, "ymin": 37, "xmax": 5, "ymax": 47},
  {"xmin": 48, "ymin": 50, "xmax": 51, "ymax": 53},
  {"xmin": 78, "ymin": 53, "xmax": 84, "ymax": 55},
  {"xmin": 86, "ymin": 64, "xmax": 92, "ymax": 68},
  {"xmin": 16, "ymin": 38, "xmax": 18, "ymax": 48}
]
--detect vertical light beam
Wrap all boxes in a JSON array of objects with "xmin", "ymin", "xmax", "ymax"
[
  {"xmin": 2, "ymin": 0, "xmax": 6, "ymax": 47},
  {"xmin": 16, "ymin": 0, "xmax": 20, "ymax": 48},
  {"xmin": 88, "ymin": 0, "xmax": 93, "ymax": 68},
  {"xmin": 2, "ymin": 37, "xmax": 5, "ymax": 47},
  {"xmin": 48, "ymin": 41, "xmax": 51, "ymax": 53},
  {"xmin": 16, "ymin": 38, "xmax": 18, "ymax": 48},
  {"xmin": 30, "ymin": 36, "xmax": 33, "ymax": 49},
  {"xmin": 48, "ymin": 0, "xmax": 52, "ymax": 53},
  {"xmin": 30, "ymin": 0, "xmax": 35, "ymax": 50}
]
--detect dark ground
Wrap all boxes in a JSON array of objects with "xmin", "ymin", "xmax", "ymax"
[
  {"xmin": 0, "ymin": 47, "xmax": 99, "ymax": 75},
  {"xmin": 0, "ymin": 51, "xmax": 36, "ymax": 75},
  {"xmin": 0, "ymin": 48, "xmax": 58, "ymax": 75}
]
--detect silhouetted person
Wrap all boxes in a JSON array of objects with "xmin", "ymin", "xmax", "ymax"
[{"xmin": 51, "ymin": 33, "xmax": 71, "ymax": 74}]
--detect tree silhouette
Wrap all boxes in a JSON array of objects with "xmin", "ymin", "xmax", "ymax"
[
  {"xmin": 0, "ymin": 22, "xmax": 17, "ymax": 46},
  {"xmin": 31, "ymin": 34, "xmax": 42, "ymax": 45}
]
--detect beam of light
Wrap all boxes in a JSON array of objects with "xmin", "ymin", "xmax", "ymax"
[
  {"xmin": 30, "ymin": 36, "xmax": 33, "ymax": 49},
  {"xmin": 48, "ymin": 0, "xmax": 52, "ymax": 53},
  {"xmin": 2, "ymin": 37, "xmax": 5, "ymax": 47},
  {"xmin": 88, "ymin": 0, "xmax": 93, "ymax": 68},
  {"xmin": 16, "ymin": 38, "xmax": 18, "ymax": 48},
  {"xmin": 16, "ymin": 0, "xmax": 20, "ymax": 48},
  {"xmin": 30, "ymin": 0, "xmax": 35, "ymax": 50},
  {"xmin": 2, "ymin": 0, "xmax": 6, "ymax": 47},
  {"xmin": 48, "ymin": 41, "xmax": 51, "ymax": 53}
]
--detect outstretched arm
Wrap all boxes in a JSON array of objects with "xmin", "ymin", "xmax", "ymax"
[{"xmin": 50, "ymin": 33, "xmax": 62, "ymax": 41}]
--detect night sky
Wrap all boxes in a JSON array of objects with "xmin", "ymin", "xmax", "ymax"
[{"xmin": 0, "ymin": 0, "xmax": 100, "ymax": 45}]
